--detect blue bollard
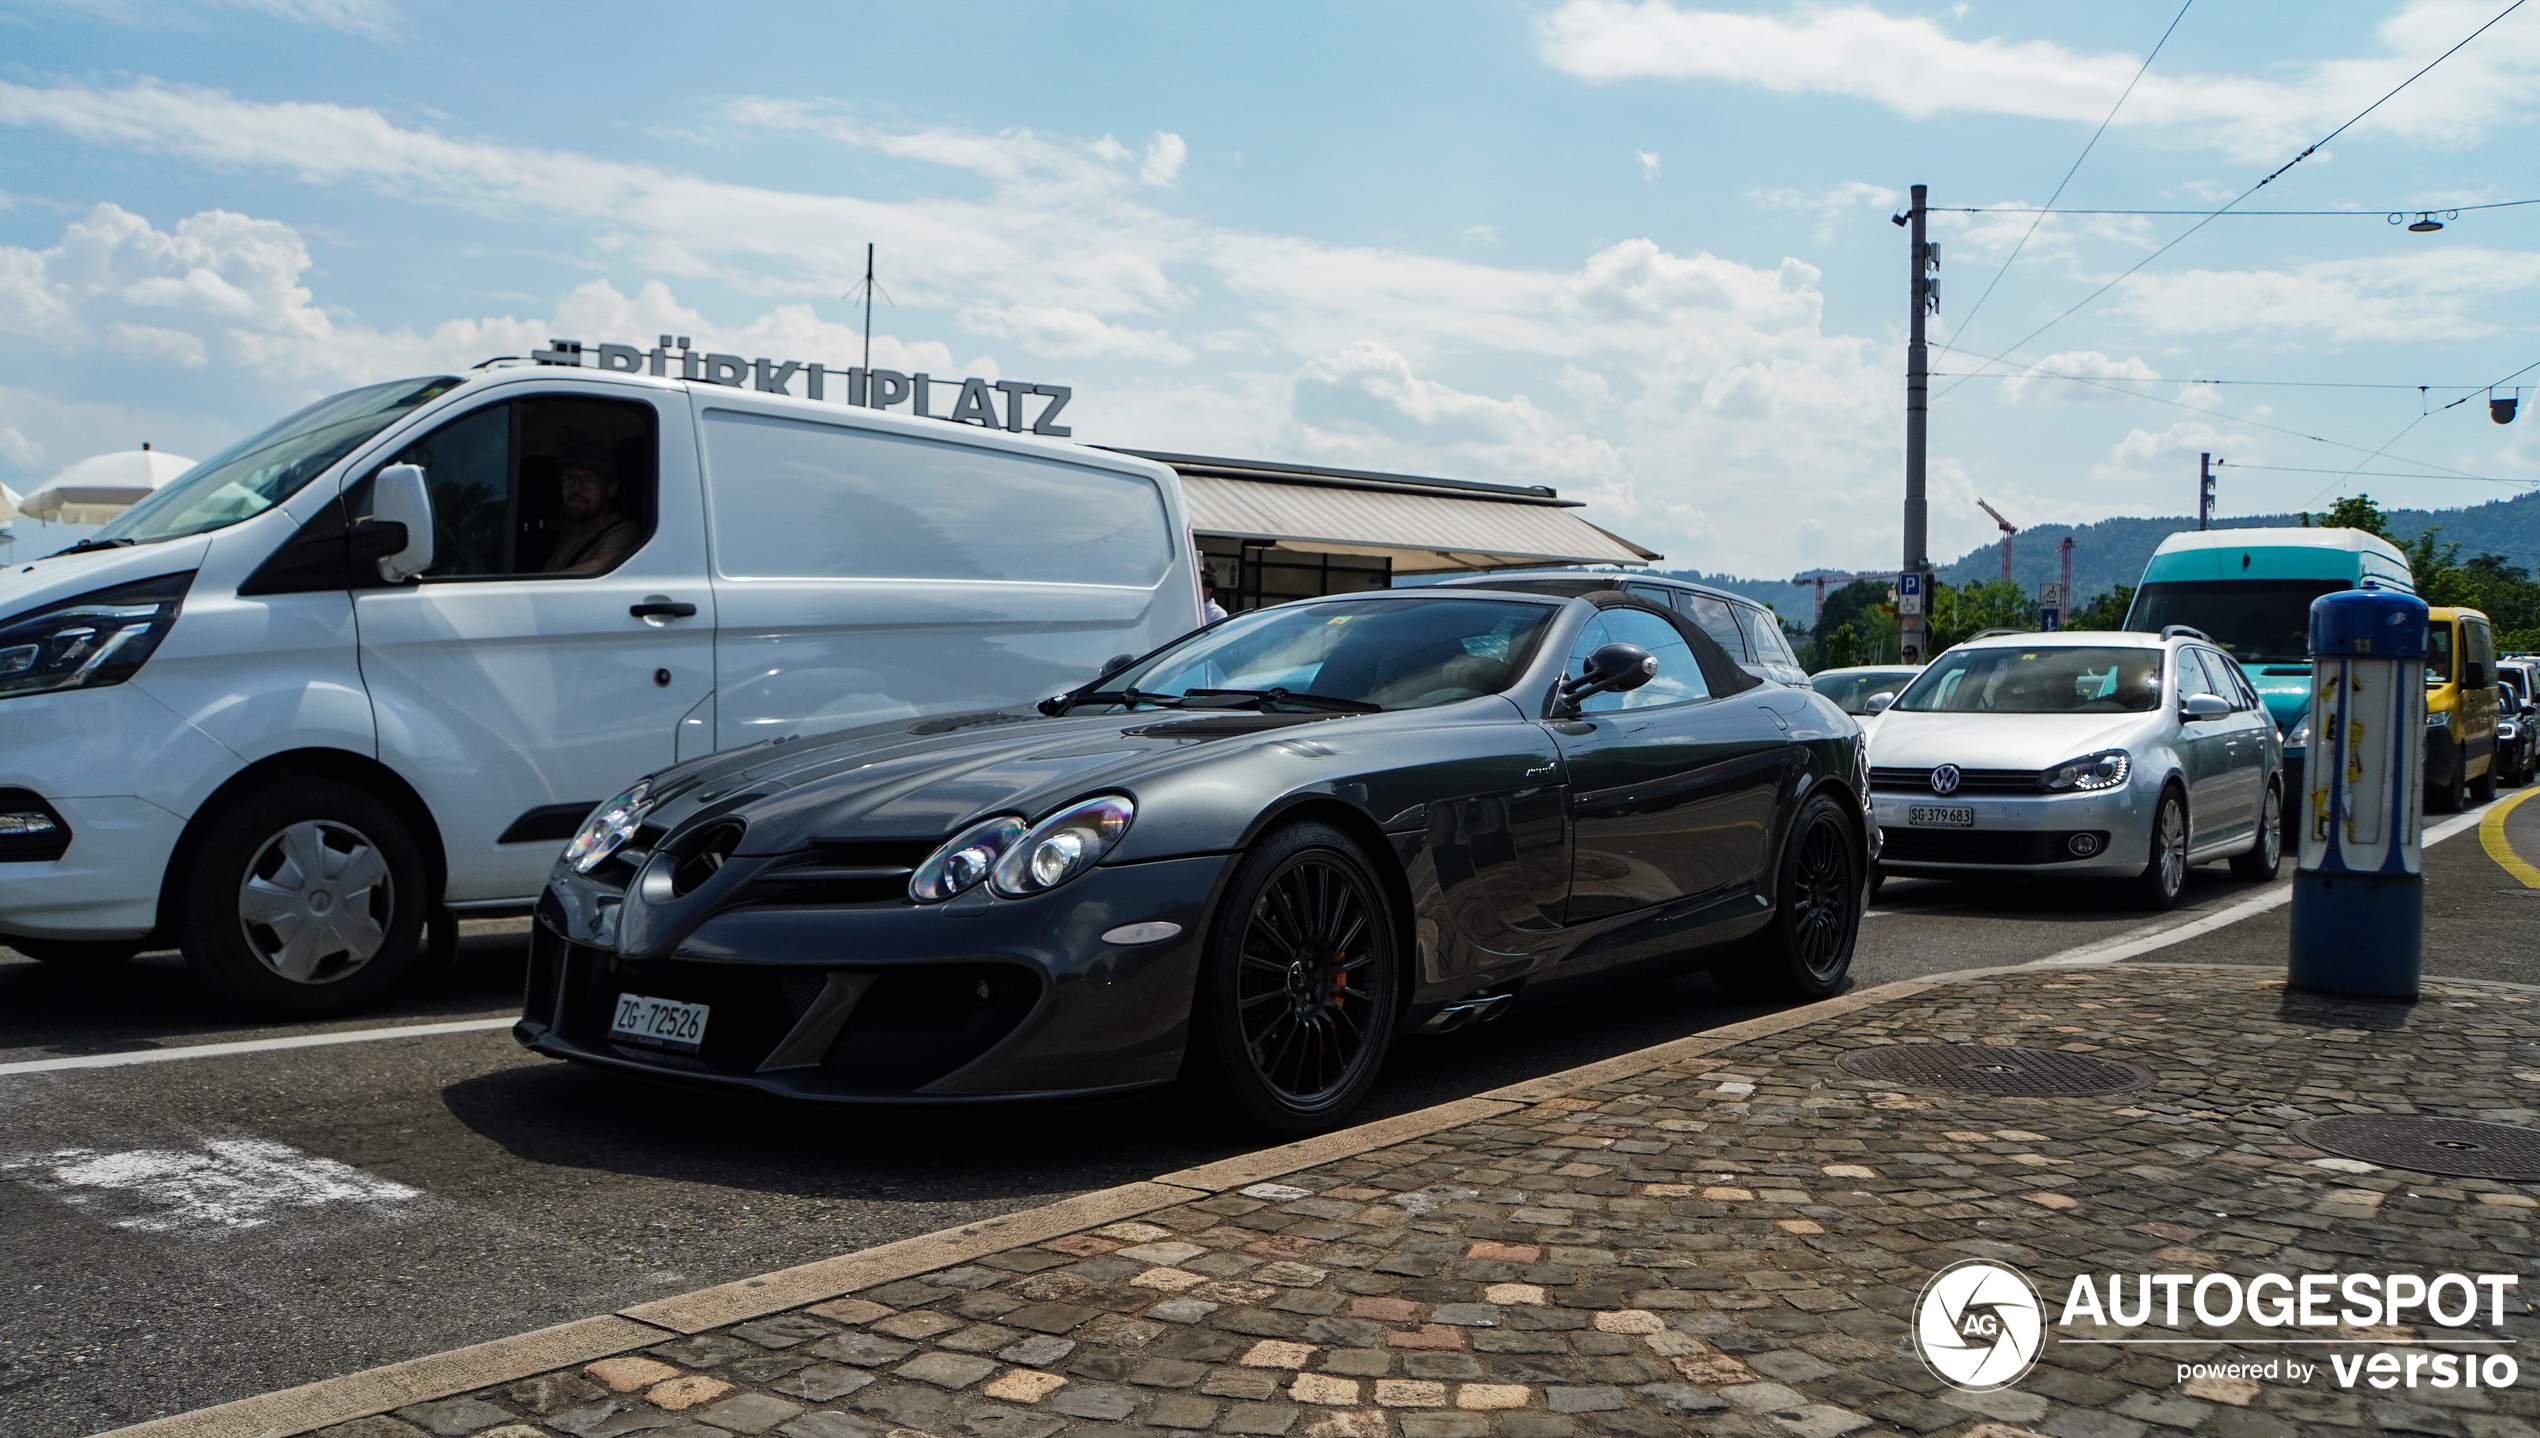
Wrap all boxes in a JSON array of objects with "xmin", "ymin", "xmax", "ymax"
[{"xmin": 2288, "ymin": 587, "xmax": 2428, "ymax": 999}]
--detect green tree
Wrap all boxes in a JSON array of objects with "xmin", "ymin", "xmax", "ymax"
[
  {"xmin": 1814, "ymin": 622, "xmax": 1860, "ymax": 672},
  {"xmin": 1928, "ymin": 578, "xmax": 2037, "ymax": 651},
  {"xmin": 2309, "ymin": 494, "xmax": 2394, "ymax": 540},
  {"xmin": 2406, "ymin": 529, "xmax": 2540, "ymax": 651},
  {"xmin": 2067, "ymin": 584, "xmax": 2135, "ymax": 632}
]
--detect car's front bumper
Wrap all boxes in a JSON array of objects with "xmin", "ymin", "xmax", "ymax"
[
  {"xmin": 517, "ymin": 851, "xmax": 1236, "ymax": 1103},
  {"xmin": 1870, "ymin": 782, "xmax": 2153, "ymax": 879}
]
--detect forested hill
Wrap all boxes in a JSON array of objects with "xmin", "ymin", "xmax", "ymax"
[{"xmin": 1663, "ymin": 487, "xmax": 2540, "ymax": 630}]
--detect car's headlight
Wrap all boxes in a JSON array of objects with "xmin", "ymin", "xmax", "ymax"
[
  {"xmin": 2427, "ymin": 709, "xmax": 2452, "ymax": 729},
  {"xmin": 564, "ymin": 781, "xmax": 653, "ymax": 873},
  {"xmin": 909, "ymin": 814, "xmax": 1028, "ymax": 902},
  {"xmin": 0, "ymin": 572, "xmax": 193, "ymax": 702},
  {"xmin": 991, "ymin": 794, "xmax": 1135, "ymax": 897},
  {"xmin": 2042, "ymin": 750, "xmax": 2132, "ymax": 793},
  {"xmin": 2285, "ymin": 711, "xmax": 2311, "ymax": 750}
]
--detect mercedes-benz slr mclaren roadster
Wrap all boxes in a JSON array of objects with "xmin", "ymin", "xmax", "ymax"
[{"xmin": 518, "ymin": 587, "xmax": 1873, "ymax": 1133}]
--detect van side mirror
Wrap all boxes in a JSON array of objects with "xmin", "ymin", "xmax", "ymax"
[
  {"xmin": 1557, "ymin": 642, "xmax": 1656, "ymax": 715},
  {"xmin": 1865, "ymin": 692, "xmax": 1895, "ymax": 714},
  {"xmin": 2182, "ymin": 693, "xmax": 2230, "ymax": 720},
  {"xmin": 1097, "ymin": 653, "xmax": 1137, "ymax": 679},
  {"xmin": 366, "ymin": 464, "xmax": 436, "ymax": 583}
]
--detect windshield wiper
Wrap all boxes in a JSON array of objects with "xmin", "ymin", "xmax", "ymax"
[
  {"xmin": 48, "ymin": 537, "xmax": 135, "ymax": 558},
  {"xmin": 1180, "ymin": 687, "xmax": 1381, "ymax": 714},
  {"xmin": 1037, "ymin": 685, "xmax": 1181, "ymax": 717}
]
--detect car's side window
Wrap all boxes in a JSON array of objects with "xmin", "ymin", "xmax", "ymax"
[
  {"xmin": 2182, "ymin": 649, "xmax": 2232, "ymax": 705},
  {"xmin": 1566, "ymin": 608, "xmax": 1707, "ymax": 713},
  {"xmin": 1677, "ymin": 594, "xmax": 1748, "ymax": 658},
  {"xmin": 1735, "ymin": 605, "xmax": 1795, "ymax": 667},
  {"xmin": 376, "ymin": 396, "xmax": 658, "ymax": 580}
]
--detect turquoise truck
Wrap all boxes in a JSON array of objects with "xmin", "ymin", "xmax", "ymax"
[{"xmin": 2123, "ymin": 527, "xmax": 2415, "ymax": 844}]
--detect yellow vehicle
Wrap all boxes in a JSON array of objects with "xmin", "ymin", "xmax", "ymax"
[{"xmin": 2425, "ymin": 606, "xmax": 2501, "ymax": 812}]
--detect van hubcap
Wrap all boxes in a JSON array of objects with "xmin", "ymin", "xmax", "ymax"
[{"xmin": 237, "ymin": 820, "xmax": 392, "ymax": 984}]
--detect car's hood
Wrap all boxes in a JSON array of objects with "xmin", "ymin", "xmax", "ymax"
[
  {"xmin": 640, "ymin": 705, "xmax": 1382, "ymax": 857},
  {"xmin": 1865, "ymin": 709, "xmax": 2157, "ymax": 771},
  {"xmin": 0, "ymin": 536, "xmax": 213, "ymax": 619}
]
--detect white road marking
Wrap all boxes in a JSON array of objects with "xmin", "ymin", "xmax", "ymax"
[
  {"xmin": 2, "ymin": 1137, "xmax": 420, "ymax": 1233},
  {"xmin": 0, "ymin": 1016, "xmax": 516, "ymax": 1077},
  {"xmin": 2024, "ymin": 805, "xmax": 2489, "ymax": 970}
]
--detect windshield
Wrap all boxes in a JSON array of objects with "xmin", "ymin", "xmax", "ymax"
[
  {"xmin": 1896, "ymin": 645, "xmax": 2165, "ymax": 714},
  {"xmin": 1811, "ymin": 670, "xmax": 1915, "ymax": 714},
  {"xmin": 1103, "ymin": 597, "xmax": 1557, "ymax": 712},
  {"xmin": 2427, "ymin": 623, "xmax": 2453, "ymax": 685},
  {"xmin": 2126, "ymin": 578, "xmax": 2346, "ymax": 664},
  {"xmin": 97, "ymin": 376, "xmax": 462, "ymax": 544}
]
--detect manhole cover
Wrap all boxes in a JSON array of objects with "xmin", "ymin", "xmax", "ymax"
[
  {"xmin": 2296, "ymin": 1115, "xmax": 2540, "ymax": 1181},
  {"xmin": 1835, "ymin": 1045, "xmax": 2147, "ymax": 1097}
]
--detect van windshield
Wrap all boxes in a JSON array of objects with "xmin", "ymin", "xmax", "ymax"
[
  {"xmin": 1895, "ymin": 645, "xmax": 2164, "ymax": 714},
  {"xmin": 97, "ymin": 376, "xmax": 462, "ymax": 544},
  {"xmin": 2126, "ymin": 578, "xmax": 2346, "ymax": 664}
]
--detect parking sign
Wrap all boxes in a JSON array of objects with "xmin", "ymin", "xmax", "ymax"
[{"xmin": 2037, "ymin": 581, "xmax": 2063, "ymax": 607}]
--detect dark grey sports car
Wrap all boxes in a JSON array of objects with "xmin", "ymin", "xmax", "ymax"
[{"xmin": 518, "ymin": 586, "xmax": 1873, "ymax": 1133}]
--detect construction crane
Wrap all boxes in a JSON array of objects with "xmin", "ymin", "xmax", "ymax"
[
  {"xmin": 1791, "ymin": 570, "xmax": 1894, "ymax": 621},
  {"xmin": 1977, "ymin": 499, "xmax": 2017, "ymax": 582}
]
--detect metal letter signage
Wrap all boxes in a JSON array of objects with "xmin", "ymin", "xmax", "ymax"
[{"xmin": 536, "ymin": 339, "xmax": 1074, "ymax": 437}]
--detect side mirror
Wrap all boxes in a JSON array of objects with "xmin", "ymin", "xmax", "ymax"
[
  {"xmin": 366, "ymin": 464, "xmax": 436, "ymax": 583},
  {"xmin": 1558, "ymin": 642, "xmax": 1656, "ymax": 714},
  {"xmin": 2182, "ymin": 693, "xmax": 2230, "ymax": 720},
  {"xmin": 1097, "ymin": 653, "xmax": 1137, "ymax": 679},
  {"xmin": 1864, "ymin": 693, "xmax": 1896, "ymax": 714}
]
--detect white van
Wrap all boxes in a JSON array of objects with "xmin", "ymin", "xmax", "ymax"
[{"xmin": 0, "ymin": 363, "xmax": 1198, "ymax": 1014}]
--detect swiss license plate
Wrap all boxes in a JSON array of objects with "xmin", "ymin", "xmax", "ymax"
[
  {"xmin": 611, "ymin": 993, "xmax": 710, "ymax": 1052},
  {"xmin": 1907, "ymin": 805, "xmax": 1975, "ymax": 829}
]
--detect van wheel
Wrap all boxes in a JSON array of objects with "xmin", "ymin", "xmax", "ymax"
[
  {"xmin": 2230, "ymin": 781, "xmax": 2283, "ymax": 881},
  {"xmin": 7, "ymin": 937, "xmax": 144, "ymax": 966},
  {"xmin": 2470, "ymin": 754, "xmax": 2499, "ymax": 805},
  {"xmin": 1715, "ymin": 795, "xmax": 1861, "ymax": 1001},
  {"xmin": 174, "ymin": 779, "xmax": 427, "ymax": 1017},
  {"xmin": 2132, "ymin": 786, "xmax": 2189, "ymax": 911},
  {"xmin": 2428, "ymin": 762, "xmax": 2467, "ymax": 814}
]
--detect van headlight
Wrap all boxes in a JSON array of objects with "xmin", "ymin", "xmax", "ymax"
[
  {"xmin": 909, "ymin": 814, "xmax": 1028, "ymax": 902},
  {"xmin": 2427, "ymin": 708, "xmax": 2452, "ymax": 729},
  {"xmin": 564, "ymin": 781, "xmax": 653, "ymax": 873},
  {"xmin": 0, "ymin": 572, "xmax": 193, "ymax": 702},
  {"xmin": 2285, "ymin": 711, "xmax": 2311, "ymax": 750},
  {"xmin": 992, "ymin": 795, "xmax": 1135, "ymax": 897},
  {"xmin": 2042, "ymin": 750, "xmax": 2132, "ymax": 793}
]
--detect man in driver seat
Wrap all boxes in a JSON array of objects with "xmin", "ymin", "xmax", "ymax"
[{"xmin": 543, "ymin": 443, "xmax": 640, "ymax": 575}]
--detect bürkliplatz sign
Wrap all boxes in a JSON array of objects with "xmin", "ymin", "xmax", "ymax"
[{"xmin": 530, "ymin": 336, "xmax": 1075, "ymax": 435}]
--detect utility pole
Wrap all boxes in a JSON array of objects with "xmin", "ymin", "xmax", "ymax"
[
  {"xmin": 2198, "ymin": 452, "xmax": 2217, "ymax": 530},
  {"xmin": 1895, "ymin": 184, "xmax": 1936, "ymax": 662}
]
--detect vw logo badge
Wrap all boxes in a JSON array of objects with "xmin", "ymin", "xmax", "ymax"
[
  {"xmin": 1929, "ymin": 764, "xmax": 1963, "ymax": 795},
  {"xmin": 1913, "ymin": 1259, "xmax": 2044, "ymax": 1392}
]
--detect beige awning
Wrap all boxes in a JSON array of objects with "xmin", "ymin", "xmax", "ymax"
[{"xmin": 1179, "ymin": 473, "xmax": 1658, "ymax": 573}]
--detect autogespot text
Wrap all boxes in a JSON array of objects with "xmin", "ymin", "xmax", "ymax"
[{"xmin": 2057, "ymin": 1270, "xmax": 2524, "ymax": 1391}]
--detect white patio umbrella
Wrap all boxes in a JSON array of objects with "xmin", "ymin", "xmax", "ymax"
[{"xmin": 18, "ymin": 447, "xmax": 196, "ymax": 525}]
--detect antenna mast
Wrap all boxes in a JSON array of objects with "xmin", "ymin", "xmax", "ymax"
[{"xmin": 862, "ymin": 243, "xmax": 875, "ymax": 374}]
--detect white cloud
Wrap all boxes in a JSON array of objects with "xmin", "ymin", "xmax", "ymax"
[
  {"xmin": 1139, "ymin": 132, "xmax": 1188, "ymax": 186},
  {"xmin": 1996, "ymin": 350, "xmax": 2162, "ymax": 404},
  {"xmin": 1463, "ymin": 224, "xmax": 1499, "ymax": 245},
  {"xmin": 0, "ymin": 426, "xmax": 39, "ymax": 468},
  {"xmin": 1636, "ymin": 149, "xmax": 1662, "ymax": 181},
  {"xmin": 1536, "ymin": 0, "xmax": 2540, "ymax": 159},
  {"xmin": 2091, "ymin": 418, "xmax": 2265, "ymax": 488},
  {"xmin": 2110, "ymin": 248, "xmax": 2540, "ymax": 344},
  {"xmin": 955, "ymin": 303, "xmax": 1192, "ymax": 362},
  {"xmin": 1748, "ymin": 181, "xmax": 1901, "ymax": 243}
]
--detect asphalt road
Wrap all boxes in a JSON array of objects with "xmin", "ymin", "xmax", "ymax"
[{"xmin": 3, "ymin": 792, "xmax": 2531, "ymax": 1437}]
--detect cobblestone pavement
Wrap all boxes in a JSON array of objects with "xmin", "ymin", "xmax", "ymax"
[{"xmin": 304, "ymin": 964, "xmax": 2540, "ymax": 1438}]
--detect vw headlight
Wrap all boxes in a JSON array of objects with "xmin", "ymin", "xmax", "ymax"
[
  {"xmin": 2285, "ymin": 711, "xmax": 2311, "ymax": 750},
  {"xmin": 991, "ymin": 795, "xmax": 1135, "ymax": 897},
  {"xmin": 564, "ymin": 781, "xmax": 653, "ymax": 873},
  {"xmin": 2042, "ymin": 750, "xmax": 2132, "ymax": 793},
  {"xmin": 910, "ymin": 814, "xmax": 1028, "ymax": 902},
  {"xmin": 0, "ymin": 572, "xmax": 193, "ymax": 702}
]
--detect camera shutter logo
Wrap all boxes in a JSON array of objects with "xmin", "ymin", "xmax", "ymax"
[
  {"xmin": 1913, "ymin": 1259, "xmax": 2044, "ymax": 1392},
  {"xmin": 1929, "ymin": 764, "xmax": 1963, "ymax": 796}
]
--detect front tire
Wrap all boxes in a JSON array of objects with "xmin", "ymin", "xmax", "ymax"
[
  {"xmin": 2229, "ymin": 781, "xmax": 2284, "ymax": 881},
  {"xmin": 173, "ymin": 779, "xmax": 427, "ymax": 1017},
  {"xmin": 1714, "ymin": 794, "xmax": 1861, "ymax": 1001},
  {"xmin": 2132, "ymin": 786, "xmax": 2188, "ymax": 911},
  {"xmin": 1181, "ymin": 822, "xmax": 1400, "ymax": 1136},
  {"xmin": 2471, "ymin": 752, "xmax": 2499, "ymax": 804},
  {"xmin": 2429, "ymin": 750, "xmax": 2467, "ymax": 813},
  {"xmin": 6, "ymin": 937, "xmax": 144, "ymax": 966}
]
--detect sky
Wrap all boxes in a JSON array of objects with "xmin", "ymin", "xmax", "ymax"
[{"xmin": 0, "ymin": 0, "xmax": 2535, "ymax": 578}]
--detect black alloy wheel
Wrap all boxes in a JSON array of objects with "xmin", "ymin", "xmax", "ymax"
[
  {"xmin": 2131, "ymin": 785, "xmax": 2189, "ymax": 911},
  {"xmin": 1183, "ymin": 822, "xmax": 1399, "ymax": 1135},
  {"xmin": 1715, "ymin": 793, "xmax": 1861, "ymax": 1001}
]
